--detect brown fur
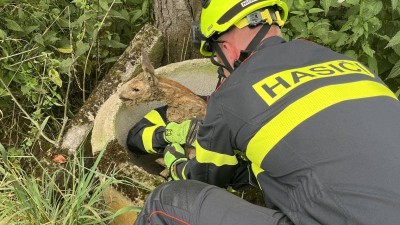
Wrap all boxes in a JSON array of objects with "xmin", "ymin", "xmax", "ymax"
[
  {"xmin": 119, "ymin": 51, "xmax": 206, "ymax": 123},
  {"xmin": 119, "ymin": 51, "xmax": 207, "ymax": 160}
]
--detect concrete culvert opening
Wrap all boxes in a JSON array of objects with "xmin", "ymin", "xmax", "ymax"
[
  {"xmin": 114, "ymin": 58, "xmax": 218, "ymax": 173},
  {"xmin": 91, "ymin": 59, "xmax": 217, "ymax": 224}
]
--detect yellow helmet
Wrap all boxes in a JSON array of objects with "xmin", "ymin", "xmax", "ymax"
[{"xmin": 198, "ymin": 0, "xmax": 288, "ymax": 56}]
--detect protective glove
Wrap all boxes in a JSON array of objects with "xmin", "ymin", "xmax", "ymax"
[
  {"xmin": 164, "ymin": 119, "xmax": 201, "ymax": 145},
  {"xmin": 163, "ymin": 143, "xmax": 187, "ymax": 180}
]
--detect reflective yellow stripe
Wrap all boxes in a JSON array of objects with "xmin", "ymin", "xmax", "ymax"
[
  {"xmin": 246, "ymin": 80, "xmax": 397, "ymax": 167},
  {"xmin": 144, "ymin": 110, "xmax": 166, "ymax": 126},
  {"xmin": 196, "ymin": 140, "xmax": 238, "ymax": 166},
  {"xmin": 251, "ymin": 163, "xmax": 264, "ymax": 186},
  {"xmin": 181, "ymin": 163, "xmax": 188, "ymax": 180},
  {"xmin": 142, "ymin": 125, "xmax": 160, "ymax": 154}
]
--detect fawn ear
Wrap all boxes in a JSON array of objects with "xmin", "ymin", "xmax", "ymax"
[
  {"xmin": 141, "ymin": 50, "xmax": 157, "ymax": 86},
  {"xmin": 141, "ymin": 50, "xmax": 155, "ymax": 75}
]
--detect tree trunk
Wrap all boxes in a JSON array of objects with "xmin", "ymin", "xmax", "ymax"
[{"xmin": 153, "ymin": 0, "xmax": 203, "ymax": 65}]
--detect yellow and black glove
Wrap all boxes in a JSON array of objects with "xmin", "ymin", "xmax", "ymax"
[
  {"xmin": 163, "ymin": 119, "xmax": 201, "ymax": 146},
  {"xmin": 163, "ymin": 143, "xmax": 187, "ymax": 180}
]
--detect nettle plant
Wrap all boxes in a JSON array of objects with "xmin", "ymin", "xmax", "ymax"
[
  {"xmin": 0, "ymin": 0, "xmax": 151, "ymax": 149},
  {"xmin": 283, "ymin": 0, "xmax": 400, "ymax": 97}
]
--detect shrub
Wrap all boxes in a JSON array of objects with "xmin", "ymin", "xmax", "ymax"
[
  {"xmin": 283, "ymin": 0, "xmax": 400, "ymax": 96},
  {"xmin": 0, "ymin": 0, "xmax": 151, "ymax": 149}
]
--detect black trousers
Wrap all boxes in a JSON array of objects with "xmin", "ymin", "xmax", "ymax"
[{"xmin": 134, "ymin": 180, "xmax": 293, "ymax": 225}]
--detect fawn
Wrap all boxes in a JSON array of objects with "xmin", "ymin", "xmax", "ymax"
[
  {"xmin": 119, "ymin": 51, "xmax": 207, "ymax": 171},
  {"xmin": 119, "ymin": 51, "xmax": 206, "ymax": 123}
]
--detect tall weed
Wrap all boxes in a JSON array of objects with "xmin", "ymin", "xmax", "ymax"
[{"xmin": 0, "ymin": 143, "xmax": 141, "ymax": 224}]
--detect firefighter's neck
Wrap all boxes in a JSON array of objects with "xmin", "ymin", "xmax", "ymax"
[{"xmin": 217, "ymin": 25, "xmax": 281, "ymax": 77}]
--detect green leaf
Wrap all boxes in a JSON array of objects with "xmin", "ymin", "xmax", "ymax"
[
  {"xmin": 393, "ymin": 0, "xmax": 399, "ymax": 10},
  {"xmin": 59, "ymin": 58, "xmax": 74, "ymax": 74},
  {"xmin": 142, "ymin": 0, "xmax": 149, "ymax": 16},
  {"xmin": 360, "ymin": 0, "xmax": 383, "ymax": 19},
  {"xmin": 362, "ymin": 42, "xmax": 375, "ymax": 57},
  {"xmin": 285, "ymin": 0, "xmax": 294, "ymax": 9},
  {"xmin": 40, "ymin": 116, "xmax": 51, "ymax": 131},
  {"xmin": 386, "ymin": 31, "xmax": 400, "ymax": 48},
  {"xmin": 120, "ymin": 9, "xmax": 130, "ymax": 21},
  {"xmin": 386, "ymin": 60, "xmax": 400, "ymax": 80},
  {"xmin": 336, "ymin": 33, "xmax": 349, "ymax": 47},
  {"xmin": 99, "ymin": 0, "xmax": 109, "ymax": 11},
  {"xmin": 289, "ymin": 16, "xmax": 307, "ymax": 33},
  {"xmin": 367, "ymin": 17, "xmax": 382, "ymax": 33},
  {"xmin": 103, "ymin": 56, "xmax": 119, "ymax": 63},
  {"xmin": 49, "ymin": 68, "xmax": 62, "ymax": 87},
  {"xmin": 340, "ymin": 15, "xmax": 356, "ymax": 32},
  {"xmin": 393, "ymin": 45, "xmax": 400, "ymax": 56},
  {"xmin": 372, "ymin": 33, "xmax": 391, "ymax": 42},
  {"xmin": 5, "ymin": 19, "xmax": 23, "ymax": 32},
  {"xmin": 57, "ymin": 17, "xmax": 70, "ymax": 28},
  {"xmin": 295, "ymin": 0, "xmax": 306, "ymax": 10},
  {"xmin": 309, "ymin": 8, "xmax": 324, "ymax": 14},
  {"xmin": 344, "ymin": 50, "xmax": 358, "ymax": 60},
  {"xmin": 43, "ymin": 30, "xmax": 60, "ymax": 44},
  {"xmin": 24, "ymin": 25, "xmax": 39, "ymax": 35},
  {"xmin": 321, "ymin": 0, "xmax": 332, "ymax": 14},
  {"xmin": 351, "ymin": 26, "xmax": 364, "ymax": 43},
  {"xmin": 0, "ymin": 142, "xmax": 6, "ymax": 165},
  {"xmin": 395, "ymin": 88, "xmax": 400, "ymax": 98},
  {"xmin": 57, "ymin": 46, "xmax": 73, "ymax": 54},
  {"xmin": 72, "ymin": 13, "xmax": 93, "ymax": 28},
  {"xmin": 76, "ymin": 41, "xmax": 90, "ymax": 57},
  {"xmin": 0, "ymin": 29, "xmax": 6, "ymax": 39},
  {"xmin": 33, "ymin": 33, "xmax": 44, "ymax": 46},
  {"xmin": 345, "ymin": 0, "xmax": 359, "ymax": 5},
  {"xmin": 101, "ymin": 39, "xmax": 127, "ymax": 49},
  {"xmin": 290, "ymin": 11, "xmax": 305, "ymax": 15},
  {"xmin": 131, "ymin": 9, "xmax": 143, "ymax": 23},
  {"xmin": 367, "ymin": 56, "xmax": 378, "ymax": 74},
  {"xmin": 0, "ymin": 0, "xmax": 12, "ymax": 7},
  {"xmin": 110, "ymin": 9, "xmax": 128, "ymax": 20}
]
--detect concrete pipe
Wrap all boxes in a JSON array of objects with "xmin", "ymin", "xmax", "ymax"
[{"xmin": 91, "ymin": 58, "xmax": 217, "ymax": 224}]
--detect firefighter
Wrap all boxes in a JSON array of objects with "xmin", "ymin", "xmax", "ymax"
[{"xmin": 131, "ymin": 0, "xmax": 400, "ymax": 224}]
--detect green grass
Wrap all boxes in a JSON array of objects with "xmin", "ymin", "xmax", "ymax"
[{"xmin": 0, "ymin": 143, "xmax": 141, "ymax": 225}]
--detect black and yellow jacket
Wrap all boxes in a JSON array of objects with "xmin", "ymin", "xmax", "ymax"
[
  {"xmin": 182, "ymin": 36, "xmax": 400, "ymax": 224},
  {"xmin": 129, "ymin": 36, "xmax": 400, "ymax": 224},
  {"xmin": 127, "ymin": 106, "xmax": 169, "ymax": 154}
]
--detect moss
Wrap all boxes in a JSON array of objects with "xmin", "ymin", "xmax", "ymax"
[{"xmin": 96, "ymin": 139, "xmax": 164, "ymax": 207}]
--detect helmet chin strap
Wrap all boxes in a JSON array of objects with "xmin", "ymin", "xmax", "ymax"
[
  {"xmin": 210, "ymin": 23, "xmax": 272, "ymax": 89},
  {"xmin": 233, "ymin": 23, "xmax": 271, "ymax": 68},
  {"xmin": 210, "ymin": 42, "xmax": 233, "ymax": 89}
]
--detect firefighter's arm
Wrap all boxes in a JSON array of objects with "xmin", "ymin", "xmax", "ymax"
[
  {"xmin": 126, "ymin": 106, "xmax": 169, "ymax": 154},
  {"xmin": 164, "ymin": 98, "xmax": 239, "ymax": 188},
  {"xmin": 126, "ymin": 95, "xmax": 208, "ymax": 155},
  {"xmin": 165, "ymin": 141, "xmax": 239, "ymax": 188}
]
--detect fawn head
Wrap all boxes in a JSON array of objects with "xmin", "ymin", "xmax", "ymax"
[{"xmin": 119, "ymin": 51, "xmax": 161, "ymax": 105}]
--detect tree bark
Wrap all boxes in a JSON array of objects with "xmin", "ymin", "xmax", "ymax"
[{"xmin": 153, "ymin": 0, "xmax": 203, "ymax": 65}]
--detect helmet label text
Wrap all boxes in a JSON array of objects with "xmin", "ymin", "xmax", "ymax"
[{"xmin": 241, "ymin": 0, "xmax": 258, "ymax": 7}]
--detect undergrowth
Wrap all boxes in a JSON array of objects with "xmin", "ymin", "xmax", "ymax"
[{"xmin": 0, "ymin": 143, "xmax": 142, "ymax": 224}]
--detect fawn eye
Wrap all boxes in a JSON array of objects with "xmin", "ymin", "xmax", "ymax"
[{"xmin": 132, "ymin": 88, "xmax": 140, "ymax": 92}]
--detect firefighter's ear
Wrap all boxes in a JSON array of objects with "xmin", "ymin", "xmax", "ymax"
[{"xmin": 220, "ymin": 41, "xmax": 239, "ymax": 68}]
